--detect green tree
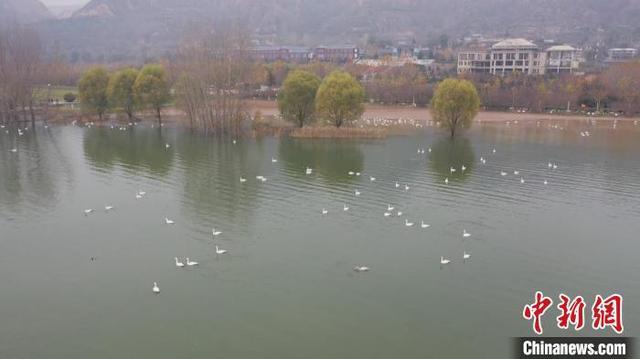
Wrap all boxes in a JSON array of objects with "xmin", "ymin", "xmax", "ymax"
[
  {"xmin": 108, "ymin": 68, "xmax": 139, "ymax": 121},
  {"xmin": 278, "ymin": 70, "xmax": 321, "ymax": 128},
  {"xmin": 134, "ymin": 64, "xmax": 171, "ymax": 125},
  {"xmin": 430, "ymin": 78, "xmax": 480, "ymax": 138},
  {"xmin": 78, "ymin": 67, "xmax": 110, "ymax": 120},
  {"xmin": 63, "ymin": 93, "xmax": 76, "ymax": 103},
  {"xmin": 315, "ymin": 71, "xmax": 365, "ymax": 128}
]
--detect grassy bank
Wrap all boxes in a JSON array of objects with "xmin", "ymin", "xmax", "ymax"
[{"xmin": 289, "ymin": 127, "xmax": 386, "ymax": 139}]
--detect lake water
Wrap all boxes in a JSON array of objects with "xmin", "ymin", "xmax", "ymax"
[{"xmin": 1, "ymin": 120, "xmax": 639, "ymax": 358}]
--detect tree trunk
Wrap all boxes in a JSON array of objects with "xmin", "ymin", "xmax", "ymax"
[{"xmin": 156, "ymin": 107, "xmax": 162, "ymax": 126}]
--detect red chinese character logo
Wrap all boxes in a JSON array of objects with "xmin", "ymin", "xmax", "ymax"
[
  {"xmin": 556, "ymin": 294, "xmax": 585, "ymax": 331},
  {"xmin": 592, "ymin": 294, "xmax": 624, "ymax": 334},
  {"xmin": 523, "ymin": 291, "xmax": 553, "ymax": 335}
]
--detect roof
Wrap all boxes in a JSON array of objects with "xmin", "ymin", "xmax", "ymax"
[
  {"xmin": 546, "ymin": 45, "xmax": 576, "ymax": 52},
  {"xmin": 492, "ymin": 38, "xmax": 537, "ymax": 49}
]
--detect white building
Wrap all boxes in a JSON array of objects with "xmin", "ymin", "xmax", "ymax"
[
  {"xmin": 606, "ymin": 48, "xmax": 638, "ymax": 62},
  {"xmin": 458, "ymin": 38, "xmax": 581, "ymax": 75}
]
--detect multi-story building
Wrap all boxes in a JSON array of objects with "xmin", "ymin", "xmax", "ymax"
[
  {"xmin": 545, "ymin": 45, "xmax": 581, "ymax": 74},
  {"xmin": 250, "ymin": 46, "xmax": 312, "ymax": 63},
  {"xmin": 606, "ymin": 48, "xmax": 638, "ymax": 62},
  {"xmin": 457, "ymin": 38, "xmax": 581, "ymax": 76},
  {"xmin": 313, "ymin": 45, "xmax": 359, "ymax": 63}
]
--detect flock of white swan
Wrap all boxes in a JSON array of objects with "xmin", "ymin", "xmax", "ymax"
[{"xmin": 5, "ymin": 118, "xmax": 635, "ymax": 295}]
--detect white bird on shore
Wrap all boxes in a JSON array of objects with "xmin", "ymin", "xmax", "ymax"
[
  {"xmin": 461, "ymin": 165, "xmax": 466, "ymax": 172},
  {"xmin": 463, "ymin": 230, "xmax": 471, "ymax": 238},
  {"xmin": 215, "ymin": 246, "xmax": 228, "ymax": 255},
  {"xmin": 421, "ymin": 221, "xmax": 430, "ymax": 228},
  {"xmin": 450, "ymin": 167, "xmax": 456, "ymax": 173},
  {"xmin": 240, "ymin": 177, "xmax": 247, "ymax": 183},
  {"xmin": 152, "ymin": 282, "xmax": 160, "ymax": 294},
  {"xmin": 104, "ymin": 205, "xmax": 114, "ymax": 211},
  {"xmin": 405, "ymin": 219, "xmax": 414, "ymax": 227},
  {"xmin": 553, "ymin": 164, "xmax": 558, "ymax": 169},
  {"xmin": 463, "ymin": 252, "xmax": 471, "ymax": 260},
  {"xmin": 343, "ymin": 204, "xmax": 349, "ymax": 211},
  {"xmin": 440, "ymin": 256, "xmax": 451, "ymax": 265},
  {"xmin": 548, "ymin": 162, "xmax": 553, "ymax": 168},
  {"xmin": 84, "ymin": 209, "xmax": 94, "ymax": 215},
  {"xmin": 404, "ymin": 184, "xmax": 410, "ymax": 191},
  {"xmin": 348, "ymin": 171, "xmax": 355, "ymax": 175},
  {"xmin": 186, "ymin": 258, "xmax": 199, "ymax": 266},
  {"xmin": 322, "ymin": 208, "xmax": 328, "ymax": 215},
  {"xmin": 212, "ymin": 228, "xmax": 222, "ymax": 236},
  {"xmin": 353, "ymin": 266, "xmax": 370, "ymax": 272},
  {"xmin": 165, "ymin": 143, "xmax": 170, "ymax": 149},
  {"xmin": 165, "ymin": 217, "xmax": 175, "ymax": 225},
  {"xmin": 174, "ymin": 257, "xmax": 184, "ymax": 268},
  {"xmin": 306, "ymin": 167, "xmax": 313, "ymax": 175},
  {"xmin": 355, "ymin": 172, "xmax": 361, "ymax": 176}
]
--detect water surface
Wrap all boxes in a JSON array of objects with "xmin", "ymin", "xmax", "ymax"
[{"xmin": 1, "ymin": 120, "xmax": 639, "ymax": 358}]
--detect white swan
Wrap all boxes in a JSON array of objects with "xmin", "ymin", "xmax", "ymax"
[
  {"xmin": 370, "ymin": 176, "xmax": 376, "ymax": 182},
  {"xmin": 240, "ymin": 177, "xmax": 247, "ymax": 183},
  {"xmin": 463, "ymin": 252, "xmax": 471, "ymax": 260},
  {"xmin": 84, "ymin": 209, "xmax": 94, "ymax": 215},
  {"xmin": 186, "ymin": 258, "xmax": 199, "ymax": 266},
  {"xmin": 138, "ymin": 191, "xmax": 146, "ymax": 196},
  {"xmin": 343, "ymin": 204, "xmax": 349, "ymax": 211},
  {"xmin": 463, "ymin": 229, "xmax": 471, "ymax": 238},
  {"xmin": 500, "ymin": 171, "xmax": 507, "ymax": 176},
  {"xmin": 440, "ymin": 256, "xmax": 451, "ymax": 265},
  {"xmin": 174, "ymin": 257, "xmax": 184, "ymax": 268},
  {"xmin": 212, "ymin": 228, "xmax": 222, "ymax": 236},
  {"xmin": 322, "ymin": 208, "xmax": 328, "ymax": 215},
  {"xmin": 405, "ymin": 219, "xmax": 414, "ymax": 227},
  {"xmin": 271, "ymin": 157, "xmax": 278, "ymax": 163},
  {"xmin": 215, "ymin": 246, "xmax": 228, "ymax": 255},
  {"xmin": 104, "ymin": 205, "xmax": 114, "ymax": 211},
  {"xmin": 520, "ymin": 177, "xmax": 525, "ymax": 184},
  {"xmin": 421, "ymin": 221, "xmax": 430, "ymax": 228},
  {"xmin": 513, "ymin": 170, "xmax": 520, "ymax": 175},
  {"xmin": 152, "ymin": 282, "xmax": 160, "ymax": 293},
  {"xmin": 387, "ymin": 204, "xmax": 394, "ymax": 211},
  {"xmin": 165, "ymin": 143, "xmax": 170, "ymax": 149},
  {"xmin": 395, "ymin": 181, "xmax": 400, "ymax": 188},
  {"xmin": 384, "ymin": 212, "xmax": 392, "ymax": 217},
  {"xmin": 353, "ymin": 266, "xmax": 370, "ymax": 272},
  {"xmin": 354, "ymin": 189, "xmax": 361, "ymax": 196},
  {"xmin": 428, "ymin": 147, "xmax": 432, "ymax": 153},
  {"xmin": 355, "ymin": 172, "xmax": 361, "ymax": 176},
  {"xmin": 404, "ymin": 184, "xmax": 410, "ymax": 191},
  {"xmin": 9, "ymin": 148, "xmax": 17, "ymax": 153},
  {"xmin": 165, "ymin": 217, "xmax": 175, "ymax": 225},
  {"xmin": 397, "ymin": 211, "xmax": 403, "ymax": 217},
  {"xmin": 492, "ymin": 148, "xmax": 496, "ymax": 154},
  {"xmin": 543, "ymin": 179, "xmax": 548, "ymax": 185},
  {"xmin": 348, "ymin": 171, "xmax": 355, "ymax": 175},
  {"xmin": 135, "ymin": 193, "xmax": 143, "ymax": 199},
  {"xmin": 444, "ymin": 177, "xmax": 449, "ymax": 184},
  {"xmin": 461, "ymin": 165, "xmax": 466, "ymax": 172},
  {"xmin": 306, "ymin": 167, "xmax": 313, "ymax": 175},
  {"xmin": 450, "ymin": 167, "xmax": 456, "ymax": 173}
]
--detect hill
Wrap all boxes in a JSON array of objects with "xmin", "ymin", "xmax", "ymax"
[{"xmin": 0, "ymin": 0, "xmax": 52, "ymax": 23}]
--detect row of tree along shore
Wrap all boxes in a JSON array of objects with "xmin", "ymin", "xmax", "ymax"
[{"xmin": 1, "ymin": 21, "xmax": 638, "ymax": 139}]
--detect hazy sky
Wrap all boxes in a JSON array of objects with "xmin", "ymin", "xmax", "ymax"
[{"xmin": 41, "ymin": 0, "xmax": 89, "ymax": 7}]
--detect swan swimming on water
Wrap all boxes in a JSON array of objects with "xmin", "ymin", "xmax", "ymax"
[
  {"xmin": 240, "ymin": 177, "xmax": 247, "ymax": 183},
  {"xmin": 306, "ymin": 167, "xmax": 313, "ymax": 175},
  {"xmin": 152, "ymin": 282, "xmax": 160, "ymax": 293},
  {"xmin": 343, "ymin": 204, "xmax": 349, "ymax": 211},
  {"xmin": 165, "ymin": 217, "xmax": 175, "ymax": 225},
  {"xmin": 384, "ymin": 212, "xmax": 392, "ymax": 217},
  {"xmin": 354, "ymin": 189, "xmax": 361, "ymax": 196},
  {"xmin": 421, "ymin": 221, "xmax": 430, "ymax": 228},
  {"xmin": 84, "ymin": 209, "xmax": 94, "ymax": 215},
  {"xmin": 387, "ymin": 204, "xmax": 394, "ymax": 211},
  {"xmin": 104, "ymin": 205, "xmax": 114, "ymax": 211},
  {"xmin": 215, "ymin": 246, "xmax": 228, "ymax": 255},
  {"xmin": 440, "ymin": 256, "xmax": 451, "ymax": 265},
  {"xmin": 463, "ymin": 230, "xmax": 471, "ymax": 238},
  {"xmin": 463, "ymin": 252, "xmax": 471, "ymax": 260},
  {"xmin": 322, "ymin": 208, "xmax": 328, "ymax": 215},
  {"xmin": 186, "ymin": 258, "xmax": 199, "ymax": 266},
  {"xmin": 175, "ymin": 257, "xmax": 184, "ymax": 268},
  {"xmin": 212, "ymin": 228, "xmax": 222, "ymax": 236},
  {"xmin": 444, "ymin": 177, "xmax": 449, "ymax": 184},
  {"xmin": 353, "ymin": 266, "xmax": 370, "ymax": 272},
  {"xmin": 405, "ymin": 219, "xmax": 414, "ymax": 227}
]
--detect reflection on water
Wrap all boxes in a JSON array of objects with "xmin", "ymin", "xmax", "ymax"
[
  {"xmin": 429, "ymin": 137, "xmax": 475, "ymax": 183},
  {"xmin": 0, "ymin": 120, "xmax": 640, "ymax": 359},
  {"xmin": 278, "ymin": 139, "xmax": 365, "ymax": 183},
  {"xmin": 83, "ymin": 127, "xmax": 174, "ymax": 175}
]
